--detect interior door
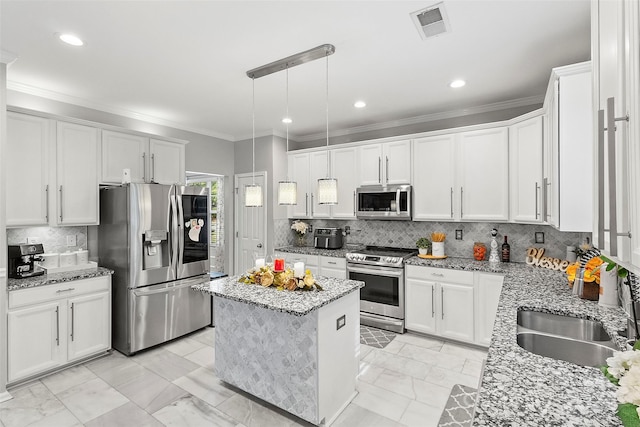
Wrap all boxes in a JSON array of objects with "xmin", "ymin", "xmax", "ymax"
[{"xmin": 235, "ymin": 172, "xmax": 267, "ymax": 274}]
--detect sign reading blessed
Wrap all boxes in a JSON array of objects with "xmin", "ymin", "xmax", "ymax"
[{"xmin": 525, "ymin": 247, "xmax": 571, "ymax": 272}]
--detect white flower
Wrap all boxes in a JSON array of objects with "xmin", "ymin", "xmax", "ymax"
[
  {"xmin": 618, "ymin": 364, "xmax": 640, "ymax": 406},
  {"xmin": 291, "ymin": 220, "xmax": 309, "ymax": 235},
  {"xmin": 607, "ymin": 350, "xmax": 640, "ymax": 379}
]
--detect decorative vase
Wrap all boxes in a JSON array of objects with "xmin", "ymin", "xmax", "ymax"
[
  {"xmin": 418, "ymin": 247, "xmax": 428, "ymax": 255},
  {"xmin": 432, "ymin": 242, "xmax": 445, "ymax": 257},
  {"xmin": 581, "ymin": 282, "xmax": 600, "ymax": 301},
  {"xmin": 599, "ymin": 264, "xmax": 618, "ymax": 307},
  {"xmin": 295, "ymin": 234, "xmax": 306, "ymax": 247}
]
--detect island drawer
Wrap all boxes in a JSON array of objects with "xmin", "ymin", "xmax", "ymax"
[{"xmin": 320, "ymin": 256, "xmax": 346, "ymax": 269}]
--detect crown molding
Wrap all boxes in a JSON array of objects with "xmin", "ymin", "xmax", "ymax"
[
  {"xmin": 0, "ymin": 50, "xmax": 17, "ymax": 66},
  {"xmin": 294, "ymin": 95, "xmax": 544, "ymax": 142},
  {"xmin": 7, "ymin": 81, "xmax": 236, "ymax": 142}
]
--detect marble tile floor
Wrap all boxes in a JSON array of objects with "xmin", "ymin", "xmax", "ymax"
[{"xmin": 0, "ymin": 328, "xmax": 487, "ymax": 427}]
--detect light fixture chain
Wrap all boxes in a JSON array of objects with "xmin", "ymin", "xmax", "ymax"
[
  {"xmin": 252, "ymin": 77, "xmax": 256, "ymax": 185},
  {"xmin": 326, "ymin": 53, "xmax": 330, "ymax": 178}
]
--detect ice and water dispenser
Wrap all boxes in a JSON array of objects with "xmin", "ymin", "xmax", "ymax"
[{"xmin": 143, "ymin": 229, "xmax": 169, "ymax": 269}]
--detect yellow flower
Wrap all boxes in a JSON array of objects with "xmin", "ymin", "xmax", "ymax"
[
  {"xmin": 261, "ymin": 270, "xmax": 274, "ymax": 286},
  {"xmin": 585, "ymin": 257, "xmax": 604, "ymax": 271},
  {"xmin": 303, "ymin": 272, "xmax": 315, "ymax": 288}
]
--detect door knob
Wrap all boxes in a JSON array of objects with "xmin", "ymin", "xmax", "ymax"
[{"xmin": 257, "ymin": 243, "xmax": 263, "ymax": 248}]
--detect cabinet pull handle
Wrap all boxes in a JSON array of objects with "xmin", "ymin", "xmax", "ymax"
[
  {"xmin": 55, "ymin": 306, "xmax": 60, "ymax": 346},
  {"xmin": 142, "ymin": 152, "xmax": 146, "ymax": 182},
  {"xmin": 56, "ymin": 288, "xmax": 75, "ymax": 293},
  {"xmin": 328, "ymin": 261, "xmax": 337, "ymax": 265},
  {"xmin": 386, "ymin": 156, "xmax": 389, "ymax": 184},
  {"xmin": 45, "ymin": 185, "xmax": 49, "ymax": 222},
  {"xmin": 606, "ymin": 97, "xmax": 620, "ymax": 256},
  {"xmin": 441, "ymin": 288, "xmax": 445, "ymax": 319},
  {"xmin": 542, "ymin": 177, "xmax": 549, "ymax": 222},
  {"xmin": 353, "ymin": 191, "xmax": 356, "ymax": 216},
  {"xmin": 535, "ymin": 182, "xmax": 540, "ymax": 219},
  {"xmin": 70, "ymin": 302, "xmax": 75, "ymax": 342},
  {"xmin": 450, "ymin": 187, "xmax": 454, "ymax": 218},
  {"xmin": 311, "ymin": 193, "xmax": 314, "ymax": 217},
  {"xmin": 432, "ymin": 273, "xmax": 444, "ymax": 277},
  {"xmin": 305, "ymin": 193, "xmax": 309, "ymax": 217},
  {"xmin": 431, "ymin": 286, "xmax": 435, "ymax": 318},
  {"xmin": 59, "ymin": 186, "xmax": 63, "ymax": 223},
  {"xmin": 460, "ymin": 187, "xmax": 463, "ymax": 217},
  {"xmin": 378, "ymin": 157, "xmax": 382, "ymax": 184},
  {"xmin": 597, "ymin": 109, "xmax": 606, "ymax": 249},
  {"xmin": 151, "ymin": 153, "xmax": 156, "ymax": 183}
]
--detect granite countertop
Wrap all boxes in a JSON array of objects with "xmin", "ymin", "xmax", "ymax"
[
  {"xmin": 7, "ymin": 267, "xmax": 114, "ymax": 291},
  {"xmin": 407, "ymin": 256, "xmax": 625, "ymax": 426},
  {"xmin": 192, "ymin": 275, "xmax": 364, "ymax": 316}
]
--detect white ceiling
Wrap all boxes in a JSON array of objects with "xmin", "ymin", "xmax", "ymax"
[{"xmin": 1, "ymin": 0, "xmax": 591, "ymax": 142}]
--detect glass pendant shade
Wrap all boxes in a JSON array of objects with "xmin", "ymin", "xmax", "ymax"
[
  {"xmin": 245, "ymin": 184, "xmax": 263, "ymax": 207},
  {"xmin": 278, "ymin": 181, "xmax": 297, "ymax": 205},
  {"xmin": 317, "ymin": 178, "xmax": 338, "ymax": 205}
]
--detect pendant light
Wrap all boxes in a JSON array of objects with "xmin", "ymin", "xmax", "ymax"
[
  {"xmin": 245, "ymin": 77, "xmax": 263, "ymax": 207},
  {"xmin": 317, "ymin": 52, "xmax": 338, "ymax": 205},
  {"xmin": 278, "ymin": 66, "xmax": 297, "ymax": 205}
]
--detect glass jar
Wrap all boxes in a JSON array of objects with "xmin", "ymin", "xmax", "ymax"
[{"xmin": 473, "ymin": 242, "xmax": 487, "ymax": 261}]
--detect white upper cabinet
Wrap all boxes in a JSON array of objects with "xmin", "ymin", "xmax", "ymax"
[
  {"xmin": 6, "ymin": 113, "xmax": 100, "ymax": 227},
  {"xmin": 6, "ymin": 112, "xmax": 52, "ymax": 226},
  {"xmin": 413, "ymin": 134, "xmax": 456, "ymax": 220},
  {"xmin": 288, "ymin": 152, "xmax": 311, "ymax": 218},
  {"xmin": 358, "ymin": 139, "xmax": 411, "ymax": 186},
  {"xmin": 101, "ymin": 130, "xmax": 147, "ymax": 183},
  {"xmin": 592, "ymin": 0, "xmax": 639, "ymax": 270},
  {"xmin": 56, "ymin": 121, "xmax": 100, "ymax": 225},
  {"xmin": 331, "ymin": 147, "xmax": 358, "ymax": 219},
  {"xmin": 509, "ymin": 115, "xmax": 544, "ymax": 223},
  {"xmin": 458, "ymin": 127, "xmax": 509, "ymax": 221},
  {"xmin": 412, "ymin": 127, "xmax": 509, "ymax": 222},
  {"xmin": 149, "ymin": 138, "xmax": 185, "ymax": 185},
  {"xmin": 101, "ymin": 130, "xmax": 186, "ymax": 185}
]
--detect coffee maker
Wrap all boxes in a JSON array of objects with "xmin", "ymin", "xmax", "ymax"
[{"xmin": 8, "ymin": 244, "xmax": 45, "ymax": 278}]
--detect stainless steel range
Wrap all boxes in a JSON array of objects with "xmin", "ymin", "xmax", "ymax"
[{"xmin": 346, "ymin": 246, "xmax": 416, "ymax": 334}]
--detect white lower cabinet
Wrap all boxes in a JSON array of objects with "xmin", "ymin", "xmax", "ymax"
[
  {"xmin": 405, "ymin": 265, "xmax": 475, "ymax": 343},
  {"xmin": 406, "ymin": 265, "xmax": 504, "ymax": 346},
  {"xmin": 7, "ymin": 276, "xmax": 111, "ymax": 384},
  {"xmin": 474, "ymin": 273, "xmax": 504, "ymax": 346}
]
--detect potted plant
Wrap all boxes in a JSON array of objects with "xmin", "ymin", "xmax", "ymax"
[{"xmin": 416, "ymin": 237, "xmax": 431, "ymax": 255}]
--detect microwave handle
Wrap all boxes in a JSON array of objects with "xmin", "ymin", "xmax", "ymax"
[{"xmin": 396, "ymin": 188, "xmax": 401, "ymax": 214}]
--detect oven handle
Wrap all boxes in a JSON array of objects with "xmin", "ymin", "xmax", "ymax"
[{"xmin": 347, "ymin": 264, "xmax": 404, "ymax": 278}]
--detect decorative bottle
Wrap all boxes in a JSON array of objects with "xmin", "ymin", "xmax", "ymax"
[
  {"xmin": 489, "ymin": 228, "xmax": 500, "ymax": 263},
  {"xmin": 501, "ymin": 236, "xmax": 511, "ymax": 262}
]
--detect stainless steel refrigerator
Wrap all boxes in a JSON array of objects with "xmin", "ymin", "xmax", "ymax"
[{"xmin": 98, "ymin": 183, "xmax": 211, "ymax": 355}]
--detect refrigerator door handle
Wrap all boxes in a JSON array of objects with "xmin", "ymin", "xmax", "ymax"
[
  {"xmin": 170, "ymin": 185, "xmax": 179, "ymax": 274},
  {"xmin": 176, "ymin": 187, "xmax": 185, "ymax": 272}
]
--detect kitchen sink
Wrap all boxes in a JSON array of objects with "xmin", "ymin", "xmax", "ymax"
[
  {"xmin": 517, "ymin": 310, "xmax": 611, "ymax": 341},
  {"xmin": 517, "ymin": 332, "xmax": 616, "ymax": 367}
]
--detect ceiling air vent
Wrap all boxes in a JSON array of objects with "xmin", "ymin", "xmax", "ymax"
[{"xmin": 410, "ymin": 3, "xmax": 451, "ymax": 40}]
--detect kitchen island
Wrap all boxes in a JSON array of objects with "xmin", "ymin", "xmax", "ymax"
[{"xmin": 192, "ymin": 275, "xmax": 364, "ymax": 426}]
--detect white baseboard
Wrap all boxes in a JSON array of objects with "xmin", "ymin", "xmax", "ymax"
[{"xmin": 0, "ymin": 391, "xmax": 13, "ymax": 403}]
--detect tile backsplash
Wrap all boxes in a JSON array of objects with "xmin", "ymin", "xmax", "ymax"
[
  {"xmin": 275, "ymin": 219, "xmax": 590, "ymax": 262},
  {"xmin": 7, "ymin": 226, "xmax": 88, "ymax": 254}
]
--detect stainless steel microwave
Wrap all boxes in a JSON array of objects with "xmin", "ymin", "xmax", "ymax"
[{"xmin": 356, "ymin": 184, "xmax": 412, "ymax": 220}]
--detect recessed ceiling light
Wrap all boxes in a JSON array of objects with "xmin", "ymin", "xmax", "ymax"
[
  {"xmin": 354, "ymin": 101, "xmax": 366, "ymax": 108},
  {"xmin": 282, "ymin": 117, "xmax": 292, "ymax": 124},
  {"xmin": 58, "ymin": 33, "xmax": 84, "ymax": 46},
  {"xmin": 450, "ymin": 79, "xmax": 466, "ymax": 88}
]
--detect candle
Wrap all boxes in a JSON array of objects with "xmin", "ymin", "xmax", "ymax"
[
  {"xmin": 294, "ymin": 262, "xmax": 305, "ymax": 277},
  {"xmin": 255, "ymin": 258, "xmax": 265, "ymax": 268},
  {"xmin": 274, "ymin": 258, "xmax": 285, "ymax": 271}
]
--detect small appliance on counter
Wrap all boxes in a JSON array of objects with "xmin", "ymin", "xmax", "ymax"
[
  {"xmin": 314, "ymin": 228, "xmax": 343, "ymax": 249},
  {"xmin": 8, "ymin": 244, "xmax": 45, "ymax": 279}
]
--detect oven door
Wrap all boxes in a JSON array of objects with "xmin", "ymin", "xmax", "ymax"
[{"xmin": 347, "ymin": 263, "xmax": 404, "ymax": 320}]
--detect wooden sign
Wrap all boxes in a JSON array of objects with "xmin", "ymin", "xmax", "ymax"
[{"xmin": 525, "ymin": 247, "xmax": 571, "ymax": 272}]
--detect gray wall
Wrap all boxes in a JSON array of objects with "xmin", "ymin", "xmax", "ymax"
[{"xmin": 7, "ymin": 90, "xmax": 237, "ymax": 274}]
